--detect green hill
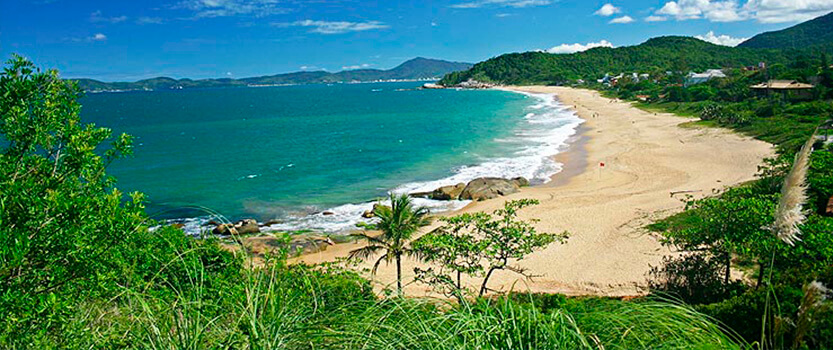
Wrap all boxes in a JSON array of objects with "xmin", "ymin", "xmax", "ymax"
[
  {"xmin": 739, "ymin": 11, "xmax": 833, "ymax": 49},
  {"xmin": 73, "ymin": 57, "xmax": 472, "ymax": 92},
  {"xmin": 440, "ymin": 36, "xmax": 791, "ymax": 86}
]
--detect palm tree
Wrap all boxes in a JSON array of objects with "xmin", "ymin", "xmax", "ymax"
[{"xmin": 349, "ymin": 193, "xmax": 431, "ymax": 296}]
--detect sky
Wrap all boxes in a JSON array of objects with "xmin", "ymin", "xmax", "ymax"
[{"xmin": 2, "ymin": 0, "xmax": 833, "ymax": 81}]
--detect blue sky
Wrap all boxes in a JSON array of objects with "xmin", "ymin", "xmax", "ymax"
[{"xmin": 2, "ymin": 0, "xmax": 832, "ymax": 81}]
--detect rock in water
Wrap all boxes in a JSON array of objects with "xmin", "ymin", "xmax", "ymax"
[
  {"xmin": 431, "ymin": 183, "xmax": 466, "ymax": 200},
  {"xmin": 512, "ymin": 177, "xmax": 530, "ymax": 187},
  {"xmin": 213, "ymin": 223, "xmax": 238, "ymax": 236},
  {"xmin": 460, "ymin": 177, "xmax": 521, "ymax": 201},
  {"xmin": 235, "ymin": 219, "xmax": 260, "ymax": 235}
]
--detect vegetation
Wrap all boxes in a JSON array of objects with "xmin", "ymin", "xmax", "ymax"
[
  {"xmin": 348, "ymin": 194, "xmax": 431, "ymax": 296},
  {"xmin": 413, "ymin": 199, "xmax": 567, "ymax": 301},
  {"xmin": 73, "ymin": 57, "xmax": 472, "ymax": 92},
  {"xmin": 739, "ymin": 12, "xmax": 833, "ymax": 50},
  {"xmin": 440, "ymin": 36, "xmax": 801, "ymax": 86}
]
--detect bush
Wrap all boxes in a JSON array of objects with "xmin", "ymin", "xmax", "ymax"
[{"xmin": 648, "ymin": 253, "xmax": 747, "ymax": 305}]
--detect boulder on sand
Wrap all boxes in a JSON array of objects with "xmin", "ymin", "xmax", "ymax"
[
  {"xmin": 362, "ymin": 203, "xmax": 391, "ymax": 218},
  {"xmin": 512, "ymin": 176, "xmax": 530, "ymax": 187},
  {"xmin": 459, "ymin": 177, "xmax": 521, "ymax": 201},
  {"xmin": 431, "ymin": 183, "xmax": 466, "ymax": 200}
]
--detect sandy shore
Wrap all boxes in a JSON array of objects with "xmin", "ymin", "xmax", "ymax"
[{"xmin": 292, "ymin": 86, "xmax": 774, "ymax": 297}]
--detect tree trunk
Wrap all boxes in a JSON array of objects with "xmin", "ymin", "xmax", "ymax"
[
  {"xmin": 479, "ymin": 267, "xmax": 498, "ymax": 297},
  {"xmin": 396, "ymin": 254, "xmax": 402, "ymax": 296},
  {"xmin": 724, "ymin": 252, "xmax": 731, "ymax": 285},
  {"xmin": 455, "ymin": 270, "xmax": 464, "ymax": 305}
]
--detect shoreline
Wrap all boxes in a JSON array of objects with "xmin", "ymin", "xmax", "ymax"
[
  {"xmin": 181, "ymin": 87, "xmax": 581, "ymax": 235},
  {"xmin": 291, "ymin": 86, "xmax": 774, "ymax": 297}
]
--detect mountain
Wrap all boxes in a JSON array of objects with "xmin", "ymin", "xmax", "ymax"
[
  {"xmin": 440, "ymin": 36, "xmax": 791, "ymax": 86},
  {"xmin": 73, "ymin": 57, "xmax": 472, "ymax": 92},
  {"xmin": 739, "ymin": 12, "xmax": 833, "ymax": 49}
]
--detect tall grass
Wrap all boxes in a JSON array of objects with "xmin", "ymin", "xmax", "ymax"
[
  {"xmin": 53, "ymin": 249, "xmax": 748, "ymax": 349},
  {"xmin": 326, "ymin": 296, "xmax": 747, "ymax": 350}
]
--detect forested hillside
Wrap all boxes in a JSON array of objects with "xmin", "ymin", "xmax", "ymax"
[
  {"xmin": 739, "ymin": 11, "xmax": 833, "ymax": 49},
  {"xmin": 440, "ymin": 36, "xmax": 794, "ymax": 85}
]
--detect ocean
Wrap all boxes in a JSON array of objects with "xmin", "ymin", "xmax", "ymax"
[{"xmin": 80, "ymin": 81, "xmax": 582, "ymax": 234}]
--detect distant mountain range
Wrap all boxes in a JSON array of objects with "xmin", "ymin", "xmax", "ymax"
[
  {"xmin": 739, "ymin": 11, "xmax": 833, "ymax": 49},
  {"xmin": 73, "ymin": 57, "xmax": 472, "ymax": 92}
]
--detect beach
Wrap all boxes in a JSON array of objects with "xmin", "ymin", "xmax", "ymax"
[{"xmin": 292, "ymin": 86, "xmax": 775, "ymax": 297}]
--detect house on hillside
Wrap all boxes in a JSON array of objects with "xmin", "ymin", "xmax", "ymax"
[
  {"xmin": 685, "ymin": 69, "xmax": 726, "ymax": 86},
  {"xmin": 750, "ymin": 80, "xmax": 815, "ymax": 100}
]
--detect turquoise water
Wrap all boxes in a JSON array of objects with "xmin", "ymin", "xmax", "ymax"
[{"xmin": 80, "ymin": 82, "xmax": 582, "ymax": 232}]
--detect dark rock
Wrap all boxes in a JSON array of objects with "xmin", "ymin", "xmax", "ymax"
[
  {"xmin": 460, "ymin": 177, "xmax": 520, "ymax": 201},
  {"xmin": 261, "ymin": 219, "xmax": 283, "ymax": 226},
  {"xmin": 234, "ymin": 219, "xmax": 260, "ymax": 235},
  {"xmin": 409, "ymin": 191, "xmax": 433, "ymax": 198},
  {"xmin": 362, "ymin": 210, "xmax": 375, "ymax": 218},
  {"xmin": 431, "ymin": 183, "xmax": 466, "ymax": 200},
  {"xmin": 322, "ymin": 211, "xmax": 335, "ymax": 216}
]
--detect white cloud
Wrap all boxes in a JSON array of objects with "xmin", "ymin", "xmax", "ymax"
[
  {"xmin": 90, "ymin": 10, "xmax": 128, "ymax": 23},
  {"xmin": 495, "ymin": 13, "xmax": 513, "ymax": 17},
  {"xmin": 175, "ymin": 0, "xmax": 288, "ymax": 18},
  {"xmin": 652, "ymin": 0, "xmax": 833, "ymax": 23},
  {"xmin": 136, "ymin": 16, "xmax": 164, "ymax": 24},
  {"xmin": 545, "ymin": 40, "xmax": 614, "ymax": 54},
  {"xmin": 695, "ymin": 31, "xmax": 748, "ymax": 46},
  {"xmin": 91, "ymin": 33, "xmax": 107, "ymax": 41},
  {"xmin": 342, "ymin": 63, "xmax": 372, "ymax": 70},
  {"xmin": 645, "ymin": 15, "xmax": 668, "ymax": 21},
  {"xmin": 450, "ymin": 0, "xmax": 551, "ymax": 9},
  {"xmin": 273, "ymin": 20, "xmax": 389, "ymax": 34},
  {"xmin": 743, "ymin": 0, "xmax": 833, "ymax": 23},
  {"xmin": 594, "ymin": 4, "xmax": 621, "ymax": 16},
  {"xmin": 609, "ymin": 15, "xmax": 634, "ymax": 23}
]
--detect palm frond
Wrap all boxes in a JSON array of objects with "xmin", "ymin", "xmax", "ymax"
[
  {"xmin": 348, "ymin": 245, "xmax": 385, "ymax": 262},
  {"xmin": 371, "ymin": 254, "xmax": 390, "ymax": 276}
]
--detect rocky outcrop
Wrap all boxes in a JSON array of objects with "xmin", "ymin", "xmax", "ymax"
[
  {"xmin": 362, "ymin": 203, "xmax": 391, "ymax": 218},
  {"xmin": 826, "ymin": 195, "xmax": 833, "ymax": 216},
  {"xmin": 512, "ymin": 177, "xmax": 530, "ymax": 187},
  {"xmin": 288, "ymin": 236, "xmax": 336, "ymax": 255},
  {"xmin": 459, "ymin": 177, "xmax": 522, "ymax": 201},
  {"xmin": 431, "ymin": 183, "xmax": 466, "ymax": 200},
  {"xmin": 235, "ymin": 219, "xmax": 260, "ymax": 235},
  {"xmin": 211, "ymin": 219, "xmax": 260, "ymax": 236},
  {"xmin": 212, "ymin": 223, "xmax": 238, "ymax": 236}
]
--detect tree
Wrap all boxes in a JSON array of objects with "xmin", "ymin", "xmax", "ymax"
[
  {"xmin": 349, "ymin": 194, "xmax": 430, "ymax": 296},
  {"xmin": 414, "ymin": 199, "xmax": 568, "ymax": 299},
  {"xmin": 0, "ymin": 55, "xmax": 146, "ymax": 334},
  {"xmin": 411, "ymin": 223, "xmax": 486, "ymax": 304}
]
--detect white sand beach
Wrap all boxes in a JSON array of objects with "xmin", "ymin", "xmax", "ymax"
[{"xmin": 292, "ymin": 86, "xmax": 775, "ymax": 297}]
